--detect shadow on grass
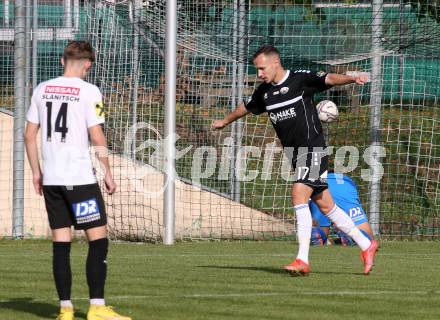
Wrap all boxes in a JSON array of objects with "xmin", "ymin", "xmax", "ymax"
[
  {"xmin": 197, "ymin": 265, "xmax": 287, "ymax": 275},
  {"xmin": 0, "ymin": 298, "xmax": 87, "ymax": 319},
  {"xmin": 198, "ymin": 265, "xmax": 363, "ymax": 276},
  {"xmin": 311, "ymin": 271, "xmax": 364, "ymax": 276}
]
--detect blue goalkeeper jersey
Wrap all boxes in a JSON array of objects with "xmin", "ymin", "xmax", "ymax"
[{"xmin": 310, "ymin": 173, "xmax": 368, "ymax": 227}]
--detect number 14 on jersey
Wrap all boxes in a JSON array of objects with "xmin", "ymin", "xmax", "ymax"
[{"xmin": 46, "ymin": 101, "xmax": 69, "ymax": 142}]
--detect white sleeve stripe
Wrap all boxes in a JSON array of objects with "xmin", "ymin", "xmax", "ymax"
[{"xmin": 265, "ymin": 95, "xmax": 303, "ymax": 111}]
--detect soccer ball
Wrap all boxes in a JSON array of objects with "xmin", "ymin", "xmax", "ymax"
[{"xmin": 316, "ymin": 100, "xmax": 338, "ymax": 123}]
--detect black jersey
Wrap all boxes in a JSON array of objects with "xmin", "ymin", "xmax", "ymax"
[{"xmin": 244, "ymin": 70, "xmax": 332, "ymax": 149}]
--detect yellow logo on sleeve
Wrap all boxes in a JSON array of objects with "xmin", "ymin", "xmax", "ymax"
[{"xmin": 95, "ymin": 101, "xmax": 105, "ymax": 119}]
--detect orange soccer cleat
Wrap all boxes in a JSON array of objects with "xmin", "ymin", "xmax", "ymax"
[
  {"xmin": 361, "ymin": 239, "xmax": 379, "ymax": 275},
  {"xmin": 283, "ymin": 258, "xmax": 311, "ymax": 275}
]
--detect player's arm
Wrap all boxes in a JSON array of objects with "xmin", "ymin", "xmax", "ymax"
[
  {"xmin": 88, "ymin": 125, "xmax": 116, "ymax": 194},
  {"xmin": 211, "ymin": 102, "xmax": 249, "ymax": 130},
  {"xmin": 325, "ymin": 73, "xmax": 368, "ymax": 86},
  {"xmin": 24, "ymin": 122, "xmax": 42, "ymax": 195},
  {"xmin": 212, "ymin": 82, "xmax": 267, "ymax": 130}
]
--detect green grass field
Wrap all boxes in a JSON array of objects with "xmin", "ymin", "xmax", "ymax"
[{"xmin": 1, "ymin": 240, "xmax": 440, "ymax": 320}]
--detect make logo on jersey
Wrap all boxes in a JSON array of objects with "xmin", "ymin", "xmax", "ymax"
[
  {"xmin": 316, "ymin": 71, "xmax": 327, "ymax": 77},
  {"xmin": 45, "ymin": 86, "xmax": 80, "ymax": 96},
  {"xmin": 269, "ymin": 107, "xmax": 297, "ymax": 124},
  {"xmin": 72, "ymin": 198, "xmax": 101, "ymax": 225},
  {"xmin": 264, "ymin": 93, "xmax": 268, "ymax": 99}
]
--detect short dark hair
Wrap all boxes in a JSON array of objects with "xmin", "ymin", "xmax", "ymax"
[
  {"xmin": 63, "ymin": 41, "xmax": 95, "ymax": 63},
  {"xmin": 252, "ymin": 45, "xmax": 280, "ymax": 61}
]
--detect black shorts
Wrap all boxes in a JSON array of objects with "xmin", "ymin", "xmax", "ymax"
[
  {"xmin": 43, "ymin": 183, "xmax": 107, "ymax": 230},
  {"xmin": 289, "ymin": 148, "xmax": 329, "ymax": 197}
]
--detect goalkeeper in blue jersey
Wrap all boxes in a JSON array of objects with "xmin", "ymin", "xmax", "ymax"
[{"xmin": 309, "ymin": 172, "xmax": 375, "ymax": 246}]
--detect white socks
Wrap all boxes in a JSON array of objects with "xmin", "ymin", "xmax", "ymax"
[
  {"xmin": 294, "ymin": 204, "xmax": 313, "ymax": 264},
  {"xmin": 90, "ymin": 298, "xmax": 105, "ymax": 306},
  {"xmin": 60, "ymin": 300, "xmax": 73, "ymax": 308},
  {"xmin": 326, "ymin": 205, "xmax": 371, "ymax": 251},
  {"xmin": 60, "ymin": 299, "xmax": 105, "ymax": 308}
]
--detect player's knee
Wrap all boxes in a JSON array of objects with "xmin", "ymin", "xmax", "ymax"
[
  {"xmin": 292, "ymin": 196, "xmax": 308, "ymax": 206},
  {"xmin": 319, "ymin": 203, "xmax": 335, "ymax": 214},
  {"xmin": 52, "ymin": 227, "xmax": 72, "ymax": 242},
  {"xmin": 291, "ymin": 192, "xmax": 309, "ymax": 206},
  {"xmin": 85, "ymin": 225, "xmax": 108, "ymax": 241}
]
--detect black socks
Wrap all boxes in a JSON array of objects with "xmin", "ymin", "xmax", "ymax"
[
  {"xmin": 53, "ymin": 242, "xmax": 72, "ymax": 301},
  {"xmin": 53, "ymin": 238, "xmax": 109, "ymax": 301},
  {"xmin": 86, "ymin": 238, "xmax": 109, "ymax": 299}
]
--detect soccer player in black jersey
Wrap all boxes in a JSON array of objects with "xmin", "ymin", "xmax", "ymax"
[{"xmin": 212, "ymin": 45, "xmax": 378, "ymax": 275}]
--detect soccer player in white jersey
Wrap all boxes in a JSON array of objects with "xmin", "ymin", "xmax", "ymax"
[
  {"xmin": 25, "ymin": 41, "xmax": 131, "ymax": 320},
  {"xmin": 212, "ymin": 45, "xmax": 378, "ymax": 275}
]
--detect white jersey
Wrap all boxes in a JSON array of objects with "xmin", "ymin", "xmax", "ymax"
[{"xmin": 26, "ymin": 76, "xmax": 105, "ymax": 186}]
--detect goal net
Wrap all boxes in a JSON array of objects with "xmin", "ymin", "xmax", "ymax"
[{"xmin": 0, "ymin": 0, "xmax": 438, "ymax": 240}]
